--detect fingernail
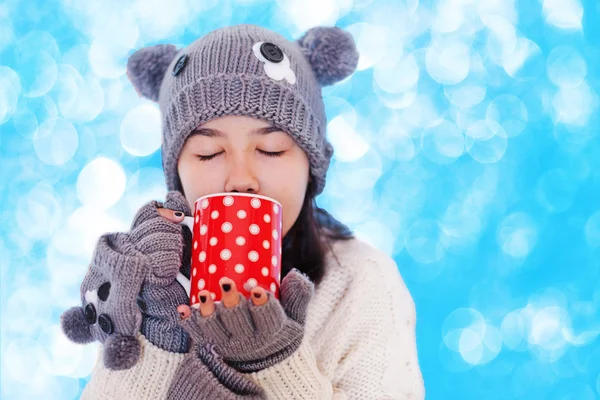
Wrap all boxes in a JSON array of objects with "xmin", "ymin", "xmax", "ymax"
[
  {"xmin": 174, "ymin": 211, "xmax": 184, "ymax": 217},
  {"xmin": 222, "ymin": 283, "xmax": 231, "ymax": 292},
  {"xmin": 177, "ymin": 305, "xmax": 191, "ymax": 319},
  {"xmin": 200, "ymin": 295, "xmax": 207, "ymax": 303}
]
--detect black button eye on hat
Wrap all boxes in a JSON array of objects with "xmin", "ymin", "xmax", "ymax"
[
  {"xmin": 172, "ymin": 54, "xmax": 188, "ymax": 76},
  {"xmin": 260, "ymin": 42, "xmax": 284, "ymax": 63},
  {"xmin": 84, "ymin": 303, "xmax": 97, "ymax": 324},
  {"xmin": 98, "ymin": 282, "xmax": 111, "ymax": 301},
  {"xmin": 98, "ymin": 314, "xmax": 114, "ymax": 334}
]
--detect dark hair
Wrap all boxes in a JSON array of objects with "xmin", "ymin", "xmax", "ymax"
[{"xmin": 281, "ymin": 179, "xmax": 354, "ymax": 286}]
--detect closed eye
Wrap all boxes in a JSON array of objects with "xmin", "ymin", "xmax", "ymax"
[
  {"xmin": 259, "ymin": 150, "xmax": 285, "ymax": 158},
  {"xmin": 196, "ymin": 152, "xmax": 222, "ymax": 161},
  {"xmin": 196, "ymin": 150, "xmax": 285, "ymax": 161}
]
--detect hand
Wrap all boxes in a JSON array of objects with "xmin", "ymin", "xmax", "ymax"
[
  {"xmin": 129, "ymin": 190, "xmax": 195, "ymax": 353},
  {"xmin": 128, "ymin": 191, "xmax": 191, "ymax": 286},
  {"xmin": 60, "ymin": 191, "xmax": 195, "ymax": 369},
  {"xmin": 166, "ymin": 344, "xmax": 265, "ymax": 400},
  {"xmin": 176, "ymin": 269, "xmax": 314, "ymax": 373},
  {"xmin": 61, "ymin": 232, "xmax": 148, "ymax": 370}
]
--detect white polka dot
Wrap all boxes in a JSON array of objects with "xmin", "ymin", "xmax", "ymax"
[
  {"xmin": 223, "ymin": 196, "xmax": 234, "ymax": 206},
  {"xmin": 250, "ymin": 224, "xmax": 260, "ymax": 235},
  {"xmin": 236, "ymin": 236, "xmax": 246, "ymax": 246},
  {"xmin": 200, "ymin": 224, "xmax": 208, "ymax": 235},
  {"xmin": 263, "ymin": 214, "xmax": 271, "ymax": 223},
  {"xmin": 211, "ymin": 210, "xmax": 219, "ymax": 219},
  {"xmin": 270, "ymin": 282, "xmax": 277, "ymax": 292},
  {"xmin": 220, "ymin": 249, "xmax": 231, "ymax": 260},
  {"xmin": 235, "ymin": 264, "xmax": 245, "ymax": 273},
  {"xmin": 197, "ymin": 279, "xmax": 205, "ymax": 290},
  {"xmin": 247, "ymin": 278, "xmax": 257, "ymax": 288},
  {"xmin": 192, "ymin": 303, "xmax": 200, "ymax": 309},
  {"xmin": 221, "ymin": 222, "xmax": 232, "ymax": 233},
  {"xmin": 210, "ymin": 292, "xmax": 216, "ymax": 300},
  {"xmin": 195, "ymin": 214, "xmax": 199, "ymax": 223},
  {"xmin": 199, "ymin": 251, "xmax": 206, "ymax": 262},
  {"xmin": 272, "ymin": 229, "xmax": 279, "ymax": 240},
  {"xmin": 273, "ymin": 204, "xmax": 279, "ymax": 214},
  {"xmin": 208, "ymin": 264, "xmax": 217, "ymax": 274},
  {"xmin": 192, "ymin": 267, "xmax": 197, "ymax": 277},
  {"xmin": 209, "ymin": 237, "xmax": 218, "ymax": 246},
  {"xmin": 248, "ymin": 251, "xmax": 259, "ymax": 262},
  {"xmin": 192, "ymin": 295, "xmax": 196, "ymax": 303},
  {"xmin": 263, "ymin": 240, "xmax": 270, "ymax": 249},
  {"xmin": 261, "ymin": 267, "xmax": 269, "ymax": 276},
  {"xmin": 194, "ymin": 241, "xmax": 198, "ymax": 250},
  {"xmin": 271, "ymin": 255, "xmax": 278, "ymax": 267},
  {"xmin": 237, "ymin": 209, "xmax": 247, "ymax": 219},
  {"xmin": 201, "ymin": 199, "xmax": 209, "ymax": 209},
  {"xmin": 251, "ymin": 198, "xmax": 261, "ymax": 208}
]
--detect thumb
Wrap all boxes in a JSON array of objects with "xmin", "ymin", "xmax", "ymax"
[
  {"xmin": 280, "ymin": 269, "xmax": 314, "ymax": 324},
  {"xmin": 157, "ymin": 208, "xmax": 185, "ymax": 224}
]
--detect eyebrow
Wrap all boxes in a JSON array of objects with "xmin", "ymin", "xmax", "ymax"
[{"xmin": 190, "ymin": 125, "xmax": 284, "ymax": 138}]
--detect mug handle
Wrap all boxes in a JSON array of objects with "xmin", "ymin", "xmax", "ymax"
[{"xmin": 175, "ymin": 216, "xmax": 195, "ymax": 298}]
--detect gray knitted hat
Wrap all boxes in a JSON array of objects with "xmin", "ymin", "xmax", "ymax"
[{"xmin": 126, "ymin": 24, "xmax": 359, "ymax": 196}]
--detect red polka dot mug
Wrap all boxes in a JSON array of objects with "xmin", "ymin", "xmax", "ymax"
[{"xmin": 175, "ymin": 193, "xmax": 283, "ymax": 306}]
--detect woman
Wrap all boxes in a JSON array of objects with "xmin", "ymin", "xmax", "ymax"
[{"xmin": 61, "ymin": 24, "xmax": 425, "ymax": 399}]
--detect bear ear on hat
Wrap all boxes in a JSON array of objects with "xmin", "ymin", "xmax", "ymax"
[
  {"xmin": 126, "ymin": 44, "xmax": 179, "ymax": 102},
  {"xmin": 296, "ymin": 26, "xmax": 359, "ymax": 87}
]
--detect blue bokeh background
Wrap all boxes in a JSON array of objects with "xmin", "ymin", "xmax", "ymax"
[{"xmin": 1, "ymin": 0, "xmax": 600, "ymax": 398}]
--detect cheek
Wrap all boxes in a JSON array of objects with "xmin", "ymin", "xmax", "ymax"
[
  {"xmin": 178, "ymin": 161, "xmax": 213, "ymax": 206},
  {"xmin": 279, "ymin": 183, "xmax": 308, "ymax": 237}
]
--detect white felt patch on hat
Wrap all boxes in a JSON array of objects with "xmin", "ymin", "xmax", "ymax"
[
  {"xmin": 252, "ymin": 42, "xmax": 296, "ymax": 85},
  {"xmin": 85, "ymin": 289, "xmax": 98, "ymax": 307}
]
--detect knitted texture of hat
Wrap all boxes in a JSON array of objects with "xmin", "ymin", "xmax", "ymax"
[{"xmin": 126, "ymin": 24, "xmax": 359, "ymax": 196}]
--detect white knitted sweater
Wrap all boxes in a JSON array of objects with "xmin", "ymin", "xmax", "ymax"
[{"xmin": 81, "ymin": 237, "xmax": 425, "ymax": 399}]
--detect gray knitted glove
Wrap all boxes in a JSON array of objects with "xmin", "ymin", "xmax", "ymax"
[
  {"xmin": 60, "ymin": 232, "xmax": 148, "ymax": 370},
  {"xmin": 128, "ymin": 191, "xmax": 190, "ymax": 287},
  {"xmin": 128, "ymin": 191, "xmax": 193, "ymax": 353},
  {"xmin": 178, "ymin": 269, "xmax": 314, "ymax": 373},
  {"xmin": 60, "ymin": 191, "xmax": 193, "ymax": 369},
  {"xmin": 166, "ymin": 343, "xmax": 265, "ymax": 400}
]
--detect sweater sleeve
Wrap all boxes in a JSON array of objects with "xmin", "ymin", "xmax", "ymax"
[
  {"xmin": 81, "ymin": 334, "xmax": 186, "ymax": 400},
  {"xmin": 243, "ymin": 254, "xmax": 425, "ymax": 400}
]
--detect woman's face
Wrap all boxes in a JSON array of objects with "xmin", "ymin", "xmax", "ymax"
[{"xmin": 177, "ymin": 115, "xmax": 310, "ymax": 238}]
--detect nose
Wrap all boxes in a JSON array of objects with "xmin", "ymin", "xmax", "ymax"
[{"xmin": 224, "ymin": 157, "xmax": 259, "ymax": 194}]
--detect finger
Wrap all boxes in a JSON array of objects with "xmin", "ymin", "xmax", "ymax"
[
  {"xmin": 247, "ymin": 291, "xmax": 286, "ymax": 335},
  {"xmin": 198, "ymin": 290, "xmax": 216, "ymax": 317},
  {"xmin": 131, "ymin": 200, "xmax": 163, "ymax": 229},
  {"xmin": 157, "ymin": 208, "xmax": 185, "ymax": 223},
  {"xmin": 163, "ymin": 191, "xmax": 192, "ymax": 215},
  {"xmin": 215, "ymin": 296, "xmax": 255, "ymax": 339},
  {"xmin": 280, "ymin": 269, "xmax": 314, "ymax": 324},
  {"xmin": 250, "ymin": 287, "xmax": 268, "ymax": 306},
  {"xmin": 135, "ymin": 234, "xmax": 183, "ymax": 254},
  {"xmin": 220, "ymin": 277, "xmax": 241, "ymax": 309},
  {"xmin": 130, "ymin": 218, "xmax": 181, "ymax": 244},
  {"xmin": 178, "ymin": 308, "xmax": 205, "ymax": 345},
  {"xmin": 177, "ymin": 305, "xmax": 191, "ymax": 320}
]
